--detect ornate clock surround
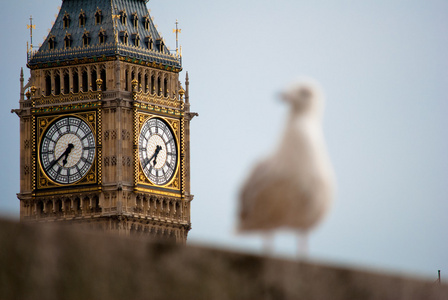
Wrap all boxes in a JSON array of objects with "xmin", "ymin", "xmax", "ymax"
[
  {"xmin": 135, "ymin": 113, "xmax": 181, "ymax": 192},
  {"xmin": 34, "ymin": 109, "xmax": 102, "ymax": 192}
]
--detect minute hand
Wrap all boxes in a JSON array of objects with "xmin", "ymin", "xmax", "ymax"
[{"xmin": 47, "ymin": 144, "xmax": 74, "ymax": 170}]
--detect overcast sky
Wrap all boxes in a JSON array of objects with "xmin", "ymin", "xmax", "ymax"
[{"xmin": 1, "ymin": 0, "xmax": 447, "ymax": 281}]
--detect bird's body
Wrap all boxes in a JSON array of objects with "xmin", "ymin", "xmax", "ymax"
[{"xmin": 238, "ymin": 79, "xmax": 335, "ymax": 245}]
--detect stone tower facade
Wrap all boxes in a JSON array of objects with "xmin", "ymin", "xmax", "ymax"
[{"xmin": 13, "ymin": 0, "xmax": 196, "ymax": 243}]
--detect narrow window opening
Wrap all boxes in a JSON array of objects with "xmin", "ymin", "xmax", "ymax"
[
  {"xmin": 63, "ymin": 13, "xmax": 70, "ymax": 29},
  {"xmin": 54, "ymin": 74, "xmax": 61, "ymax": 95},
  {"xmin": 125, "ymin": 70, "xmax": 129, "ymax": 91},
  {"xmin": 144, "ymin": 74, "xmax": 148, "ymax": 93},
  {"xmin": 64, "ymin": 34, "xmax": 72, "ymax": 49},
  {"xmin": 91, "ymin": 71, "xmax": 98, "ymax": 91},
  {"xmin": 37, "ymin": 201, "xmax": 44, "ymax": 216},
  {"xmin": 63, "ymin": 73, "xmax": 70, "ymax": 94},
  {"xmin": 56, "ymin": 200, "xmax": 62, "ymax": 214},
  {"xmin": 82, "ymin": 70, "xmax": 88, "ymax": 92},
  {"xmin": 123, "ymin": 32, "xmax": 128, "ymax": 45},
  {"xmin": 95, "ymin": 9, "xmax": 102, "ymax": 24},
  {"xmin": 145, "ymin": 37, "xmax": 153, "ymax": 50},
  {"xmin": 83, "ymin": 198, "xmax": 90, "ymax": 213},
  {"xmin": 99, "ymin": 29, "xmax": 106, "ymax": 44},
  {"xmin": 157, "ymin": 38, "xmax": 164, "ymax": 52},
  {"xmin": 93, "ymin": 196, "xmax": 100, "ymax": 211},
  {"xmin": 48, "ymin": 36, "xmax": 56, "ymax": 50},
  {"xmin": 164, "ymin": 78, "xmax": 168, "ymax": 97},
  {"xmin": 150, "ymin": 75, "xmax": 155, "ymax": 94},
  {"xmin": 79, "ymin": 10, "xmax": 86, "ymax": 27},
  {"xmin": 143, "ymin": 16, "xmax": 150, "ymax": 30},
  {"xmin": 121, "ymin": 10, "xmax": 127, "ymax": 26},
  {"xmin": 45, "ymin": 75, "xmax": 51, "ymax": 96},
  {"xmin": 74, "ymin": 198, "xmax": 80, "ymax": 213},
  {"xmin": 100, "ymin": 68, "xmax": 107, "ymax": 91},
  {"xmin": 82, "ymin": 32, "xmax": 90, "ymax": 47},
  {"xmin": 73, "ymin": 70, "xmax": 79, "ymax": 93},
  {"xmin": 132, "ymin": 13, "xmax": 138, "ymax": 28}
]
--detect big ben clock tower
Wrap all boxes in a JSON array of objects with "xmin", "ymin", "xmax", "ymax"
[{"xmin": 13, "ymin": 0, "xmax": 196, "ymax": 243}]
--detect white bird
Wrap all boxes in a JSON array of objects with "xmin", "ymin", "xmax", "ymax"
[{"xmin": 237, "ymin": 78, "xmax": 335, "ymax": 256}]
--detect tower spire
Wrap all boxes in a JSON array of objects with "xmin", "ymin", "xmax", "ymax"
[
  {"xmin": 112, "ymin": 5, "xmax": 121, "ymax": 44},
  {"xmin": 27, "ymin": 16, "xmax": 36, "ymax": 52},
  {"xmin": 20, "ymin": 68, "xmax": 24, "ymax": 102},
  {"xmin": 173, "ymin": 20, "xmax": 181, "ymax": 56},
  {"xmin": 185, "ymin": 72, "xmax": 189, "ymax": 104}
]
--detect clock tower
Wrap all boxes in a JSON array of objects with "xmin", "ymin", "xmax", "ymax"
[{"xmin": 13, "ymin": 0, "xmax": 196, "ymax": 243}]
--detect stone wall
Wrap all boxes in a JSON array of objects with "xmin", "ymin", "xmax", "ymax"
[{"xmin": 0, "ymin": 219, "xmax": 446, "ymax": 300}]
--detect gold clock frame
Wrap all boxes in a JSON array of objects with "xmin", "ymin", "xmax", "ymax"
[
  {"xmin": 134, "ymin": 112, "xmax": 182, "ymax": 194},
  {"xmin": 34, "ymin": 111, "xmax": 101, "ymax": 190}
]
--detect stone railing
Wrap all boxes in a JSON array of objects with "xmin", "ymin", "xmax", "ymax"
[
  {"xmin": 34, "ymin": 90, "xmax": 102, "ymax": 107},
  {"xmin": 28, "ymin": 42, "xmax": 182, "ymax": 68},
  {"xmin": 0, "ymin": 219, "xmax": 446, "ymax": 300},
  {"xmin": 134, "ymin": 91, "xmax": 183, "ymax": 110}
]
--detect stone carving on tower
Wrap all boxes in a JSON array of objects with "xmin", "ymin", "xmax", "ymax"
[{"xmin": 13, "ymin": 0, "xmax": 196, "ymax": 243}]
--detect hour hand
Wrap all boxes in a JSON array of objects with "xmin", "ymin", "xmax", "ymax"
[
  {"xmin": 152, "ymin": 145, "xmax": 163, "ymax": 166},
  {"xmin": 62, "ymin": 144, "xmax": 74, "ymax": 166}
]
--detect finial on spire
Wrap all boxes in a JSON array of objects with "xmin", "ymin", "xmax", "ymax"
[
  {"xmin": 20, "ymin": 68, "xmax": 25, "ymax": 102},
  {"xmin": 112, "ymin": 6, "xmax": 121, "ymax": 44},
  {"xmin": 27, "ymin": 15, "xmax": 36, "ymax": 52},
  {"xmin": 173, "ymin": 20, "xmax": 181, "ymax": 56},
  {"xmin": 185, "ymin": 72, "xmax": 189, "ymax": 104}
]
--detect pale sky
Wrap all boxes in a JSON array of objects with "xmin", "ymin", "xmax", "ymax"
[{"xmin": 1, "ymin": 0, "xmax": 447, "ymax": 281}]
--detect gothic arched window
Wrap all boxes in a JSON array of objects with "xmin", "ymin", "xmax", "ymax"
[
  {"xmin": 123, "ymin": 32, "xmax": 129, "ymax": 45},
  {"xmin": 132, "ymin": 13, "xmax": 138, "ymax": 28},
  {"xmin": 63, "ymin": 12, "xmax": 70, "ymax": 29},
  {"xmin": 133, "ymin": 34, "xmax": 140, "ymax": 47},
  {"xmin": 64, "ymin": 33, "xmax": 72, "ymax": 49},
  {"xmin": 79, "ymin": 10, "xmax": 86, "ymax": 27},
  {"xmin": 48, "ymin": 35, "xmax": 56, "ymax": 50},
  {"xmin": 99, "ymin": 28, "xmax": 106, "ymax": 44},
  {"xmin": 143, "ymin": 16, "xmax": 150, "ymax": 31},
  {"xmin": 82, "ymin": 31, "xmax": 90, "ymax": 47},
  {"xmin": 145, "ymin": 36, "xmax": 153, "ymax": 50},
  {"xmin": 120, "ymin": 10, "xmax": 127, "ymax": 26},
  {"xmin": 95, "ymin": 9, "xmax": 102, "ymax": 24},
  {"xmin": 157, "ymin": 38, "xmax": 164, "ymax": 53}
]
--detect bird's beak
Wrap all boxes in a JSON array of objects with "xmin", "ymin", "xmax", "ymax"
[{"xmin": 278, "ymin": 91, "xmax": 288, "ymax": 102}]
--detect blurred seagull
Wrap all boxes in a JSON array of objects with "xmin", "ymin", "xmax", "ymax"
[{"xmin": 238, "ymin": 78, "xmax": 335, "ymax": 256}]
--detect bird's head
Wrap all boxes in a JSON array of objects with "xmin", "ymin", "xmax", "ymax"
[{"xmin": 280, "ymin": 78, "xmax": 324, "ymax": 115}]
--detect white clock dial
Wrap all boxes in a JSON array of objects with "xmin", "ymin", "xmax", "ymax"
[
  {"xmin": 138, "ymin": 118, "xmax": 177, "ymax": 185},
  {"xmin": 40, "ymin": 116, "xmax": 96, "ymax": 184}
]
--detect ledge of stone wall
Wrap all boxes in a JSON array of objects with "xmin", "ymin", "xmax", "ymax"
[{"xmin": 0, "ymin": 219, "xmax": 446, "ymax": 300}]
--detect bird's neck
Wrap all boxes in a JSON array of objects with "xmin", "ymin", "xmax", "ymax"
[{"xmin": 288, "ymin": 110, "xmax": 322, "ymax": 124}]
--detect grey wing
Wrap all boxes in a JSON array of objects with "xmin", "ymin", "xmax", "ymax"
[{"xmin": 238, "ymin": 159, "xmax": 290, "ymax": 231}]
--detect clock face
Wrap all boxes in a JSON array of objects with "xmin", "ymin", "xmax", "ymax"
[
  {"xmin": 40, "ymin": 116, "xmax": 96, "ymax": 185},
  {"xmin": 139, "ymin": 118, "xmax": 177, "ymax": 186}
]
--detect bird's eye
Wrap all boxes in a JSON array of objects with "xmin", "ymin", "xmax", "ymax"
[{"xmin": 299, "ymin": 88, "xmax": 312, "ymax": 100}]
